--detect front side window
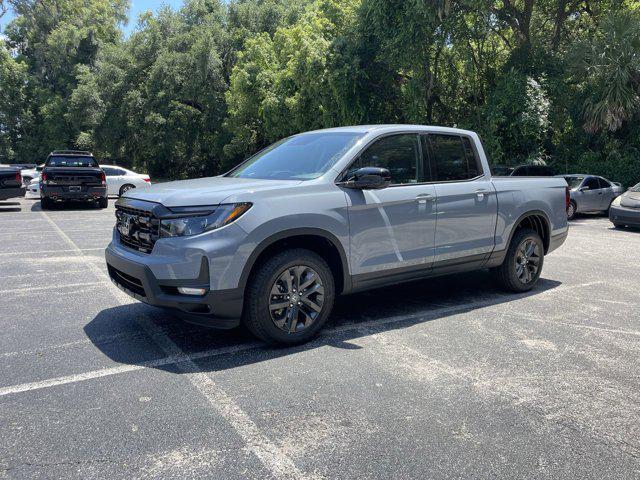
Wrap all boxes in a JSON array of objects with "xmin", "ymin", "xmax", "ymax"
[
  {"xmin": 228, "ymin": 132, "xmax": 364, "ymax": 181},
  {"xmin": 347, "ymin": 134, "xmax": 420, "ymax": 185},
  {"xmin": 429, "ymin": 134, "xmax": 479, "ymax": 181},
  {"xmin": 564, "ymin": 176, "xmax": 584, "ymax": 189},
  {"xmin": 584, "ymin": 177, "xmax": 600, "ymax": 190}
]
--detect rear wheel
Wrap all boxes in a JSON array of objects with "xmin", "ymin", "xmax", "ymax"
[
  {"xmin": 244, "ymin": 248, "xmax": 335, "ymax": 345},
  {"xmin": 40, "ymin": 197, "xmax": 53, "ymax": 210},
  {"xmin": 494, "ymin": 228, "xmax": 544, "ymax": 292},
  {"xmin": 98, "ymin": 197, "xmax": 108, "ymax": 209},
  {"xmin": 567, "ymin": 200, "xmax": 577, "ymax": 220}
]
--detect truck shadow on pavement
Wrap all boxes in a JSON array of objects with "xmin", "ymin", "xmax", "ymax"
[
  {"xmin": 0, "ymin": 201, "xmax": 21, "ymax": 212},
  {"xmin": 85, "ymin": 271, "xmax": 562, "ymax": 373},
  {"xmin": 30, "ymin": 200, "xmax": 113, "ymax": 212}
]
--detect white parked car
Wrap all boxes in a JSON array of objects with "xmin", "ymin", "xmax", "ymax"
[
  {"xmin": 101, "ymin": 165, "xmax": 152, "ymax": 196},
  {"xmin": 25, "ymin": 165, "xmax": 151, "ymax": 197},
  {"xmin": 21, "ymin": 165, "xmax": 44, "ymax": 186}
]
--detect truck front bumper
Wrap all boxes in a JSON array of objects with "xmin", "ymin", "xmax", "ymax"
[
  {"xmin": 105, "ymin": 246, "xmax": 243, "ymax": 329},
  {"xmin": 0, "ymin": 187, "xmax": 26, "ymax": 201},
  {"xmin": 42, "ymin": 185, "xmax": 107, "ymax": 202}
]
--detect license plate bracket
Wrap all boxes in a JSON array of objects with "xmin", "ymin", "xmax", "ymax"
[{"xmin": 69, "ymin": 186, "xmax": 81, "ymax": 192}]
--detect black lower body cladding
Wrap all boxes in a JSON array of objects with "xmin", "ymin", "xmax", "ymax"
[{"xmin": 105, "ymin": 247, "xmax": 243, "ymax": 329}]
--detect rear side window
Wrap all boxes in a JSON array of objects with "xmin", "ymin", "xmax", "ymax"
[
  {"xmin": 598, "ymin": 178, "xmax": 611, "ymax": 188},
  {"xmin": 428, "ymin": 134, "xmax": 481, "ymax": 181},
  {"xmin": 103, "ymin": 167, "xmax": 126, "ymax": 176},
  {"xmin": 349, "ymin": 134, "xmax": 421, "ymax": 184}
]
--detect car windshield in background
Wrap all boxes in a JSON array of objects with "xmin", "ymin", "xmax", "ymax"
[
  {"xmin": 46, "ymin": 156, "xmax": 98, "ymax": 168},
  {"xmin": 564, "ymin": 176, "xmax": 584, "ymax": 189},
  {"xmin": 227, "ymin": 132, "xmax": 365, "ymax": 181},
  {"xmin": 630, "ymin": 183, "xmax": 640, "ymax": 192}
]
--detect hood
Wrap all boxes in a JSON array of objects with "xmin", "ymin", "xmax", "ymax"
[
  {"xmin": 621, "ymin": 191, "xmax": 640, "ymax": 209},
  {"xmin": 123, "ymin": 176, "xmax": 302, "ymax": 207}
]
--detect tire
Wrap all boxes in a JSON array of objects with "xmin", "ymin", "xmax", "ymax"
[
  {"xmin": 613, "ymin": 223, "xmax": 625, "ymax": 229},
  {"xmin": 40, "ymin": 197, "xmax": 53, "ymax": 210},
  {"xmin": 567, "ymin": 200, "xmax": 577, "ymax": 220},
  {"xmin": 494, "ymin": 228, "xmax": 544, "ymax": 293},
  {"xmin": 243, "ymin": 248, "xmax": 335, "ymax": 346},
  {"xmin": 119, "ymin": 184, "xmax": 135, "ymax": 196},
  {"xmin": 98, "ymin": 197, "xmax": 108, "ymax": 209}
]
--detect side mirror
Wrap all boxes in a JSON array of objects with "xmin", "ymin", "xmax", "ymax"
[
  {"xmin": 579, "ymin": 186, "xmax": 589, "ymax": 192},
  {"xmin": 340, "ymin": 167, "xmax": 391, "ymax": 190}
]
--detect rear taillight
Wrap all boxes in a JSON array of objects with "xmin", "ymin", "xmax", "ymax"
[
  {"xmin": 41, "ymin": 172, "xmax": 48, "ymax": 184},
  {"xmin": 15, "ymin": 171, "xmax": 21, "ymax": 183},
  {"xmin": 143, "ymin": 176, "xmax": 151, "ymax": 183},
  {"xmin": 100, "ymin": 171, "xmax": 106, "ymax": 185},
  {"xmin": 565, "ymin": 186, "xmax": 570, "ymax": 213}
]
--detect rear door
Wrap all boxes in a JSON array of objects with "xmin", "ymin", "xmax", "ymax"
[
  {"xmin": 344, "ymin": 133, "xmax": 438, "ymax": 277},
  {"xmin": 597, "ymin": 177, "xmax": 615, "ymax": 209},
  {"xmin": 103, "ymin": 167, "xmax": 126, "ymax": 195},
  {"xmin": 425, "ymin": 133, "xmax": 498, "ymax": 264}
]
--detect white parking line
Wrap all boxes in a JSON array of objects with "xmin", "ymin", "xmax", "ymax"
[
  {"xmin": 0, "ymin": 247, "xmax": 105, "ymax": 257},
  {"xmin": 37, "ymin": 211, "xmax": 315, "ymax": 480}
]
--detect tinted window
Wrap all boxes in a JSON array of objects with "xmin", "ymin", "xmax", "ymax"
[
  {"xmin": 228, "ymin": 132, "xmax": 364, "ymax": 181},
  {"xmin": 103, "ymin": 167, "xmax": 125, "ymax": 176},
  {"xmin": 46, "ymin": 155, "xmax": 98, "ymax": 168},
  {"xmin": 598, "ymin": 178, "xmax": 611, "ymax": 188},
  {"xmin": 584, "ymin": 177, "xmax": 600, "ymax": 190},
  {"xmin": 429, "ymin": 134, "xmax": 477, "ymax": 181},
  {"xmin": 461, "ymin": 137, "xmax": 481, "ymax": 177},
  {"xmin": 349, "ymin": 134, "xmax": 420, "ymax": 184}
]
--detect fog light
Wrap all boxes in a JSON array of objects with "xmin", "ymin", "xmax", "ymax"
[{"xmin": 178, "ymin": 287, "xmax": 206, "ymax": 296}]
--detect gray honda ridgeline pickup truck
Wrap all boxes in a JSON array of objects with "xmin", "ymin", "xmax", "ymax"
[{"xmin": 106, "ymin": 125, "xmax": 569, "ymax": 345}]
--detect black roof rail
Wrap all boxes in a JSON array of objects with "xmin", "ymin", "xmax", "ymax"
[{"xmin": 49, "ymin": 150, "xmax": 93, "ymax": 156}]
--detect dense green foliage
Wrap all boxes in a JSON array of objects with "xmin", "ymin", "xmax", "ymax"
[{"xmin": 1, "ymin": 0, "xmax": 639, "ymax": 184}]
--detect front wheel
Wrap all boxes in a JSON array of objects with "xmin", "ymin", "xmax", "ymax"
[
  {"xmin": 243, "ymin": 249, "xmax": 335, "ymax": 346},
  {"xmin": 494, "ymin": 228, "xmax": 544, "ymax": 292}
]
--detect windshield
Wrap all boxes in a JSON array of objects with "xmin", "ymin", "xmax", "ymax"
[
  {"xmin": 563, "ymin": 176, "xmax": 584, "ymax": 189},
  {"xmin": 631, "ymin": 183, "xmax": 640, "ymax": 192},
  {"xmin": 227, "ymin": 132, "xmax": 364, "ymax": 181},
  {"xmin": 46, "ymin": 156, "xmax": 98, "ymax": 168}
]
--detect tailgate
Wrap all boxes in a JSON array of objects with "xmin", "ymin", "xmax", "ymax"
[{"xmin": 47, "ymin": 168, "xmax": 104, "ymax": 186}]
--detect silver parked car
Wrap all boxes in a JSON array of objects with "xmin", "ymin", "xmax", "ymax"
[{"xmin": 558, "ymin": 175, "xmax": 625, "ymax": 220}]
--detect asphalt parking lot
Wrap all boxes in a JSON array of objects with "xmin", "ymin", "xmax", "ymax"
[{"xmin": 1, "ymin": 197, "xmax": 639, "ymax": 479}]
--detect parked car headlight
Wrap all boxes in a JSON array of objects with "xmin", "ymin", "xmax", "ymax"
[
  {"xmin": 611, "ymin": 196, "xmax": 622, "ymax": 207},
  {"xmin": 160, "ymin": 203, "xmax": 252, "ymax": 237}
]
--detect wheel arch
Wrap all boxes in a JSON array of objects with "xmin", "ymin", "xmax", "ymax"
[
  {"xmin": 508, "ymin": 210, "xmax": 551, "ymax": 254},
  {"xmin": 239, "ymin": 228, "xmax": 351, "ymax": 297}
]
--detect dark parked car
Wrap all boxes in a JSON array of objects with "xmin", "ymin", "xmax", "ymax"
[
  {"xmin": 0, "ymin": 165, "xmax": 26, "ymax": 201},
  {"xmin": 610, "ymin": 182, "xmax": 640, "ymax": 228},
  {"xmin": 40, "ymin": 151, "xmax": 108, "ymax": 209}
]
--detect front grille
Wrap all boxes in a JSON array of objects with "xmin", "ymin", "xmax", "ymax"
[
  {"xmin": 108, "ymin": 265, "xmax": 147, "ymax": 297},
  {"xmin": 115, "ymin": 204, "xmax": 160, "ymax": 254}
]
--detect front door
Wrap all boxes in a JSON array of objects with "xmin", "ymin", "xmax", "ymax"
[
  {"xmin": 343, "ymin": 133, "xmax": 437, "ymax": 278},
  {"xmin": 425, "ymin": 133, "xmax": 498, "ymax": 264},
  {"xmin": 579, "ymin": 177, "xmax": 602, "ymax": 211}
]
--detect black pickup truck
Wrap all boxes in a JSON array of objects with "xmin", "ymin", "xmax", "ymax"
[
  {"xmin": 0, "ymin": 165, "xmax": 25, "ymax": 201},
  {"xmin": 40, "ymin": 151, "xmax": 108, "ymax": 209}
]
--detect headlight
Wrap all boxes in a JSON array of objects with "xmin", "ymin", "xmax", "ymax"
[
  {"xmin": 160, "ymin": 203, "xmax": 252, "ymax": 237},
  {"xmin": 611, "ymin": 196, "xmax": 622, "ymax": 207}
]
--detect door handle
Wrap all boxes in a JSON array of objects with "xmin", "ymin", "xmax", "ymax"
[
  {"xmin": 416, "ymin": 193, "xmax": 434, "ymax": 204},
  {"xmin": 475, "ymin": 189, "xmax": 489, "ymax": 200}
]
